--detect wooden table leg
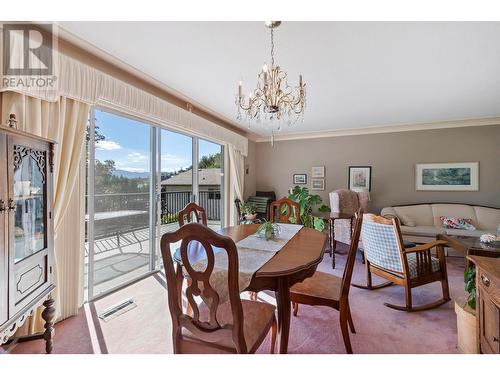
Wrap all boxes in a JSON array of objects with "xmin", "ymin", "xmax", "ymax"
[
  {"xmin": 331, "ymin": 220, "xmax": 336, "ymax": 269},
  {"xmin": 276, "ymin": 277, "xmax": 291, "ymax": 354},
  {"xmin": 41, "ymin": 296, "xmax": 55, "ymax": 354}
]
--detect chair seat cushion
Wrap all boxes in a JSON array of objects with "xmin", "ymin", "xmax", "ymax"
[
  {"xmin": 183, "ymin": 299, "xmax": 275, "ymax": 352},
  {"xmin": 406, "ymin": 253, "xmax": 441, "ymax": 279},
  {"xmin": 290, "ymin": 271, "xmax": 342, "ymax": 301}
]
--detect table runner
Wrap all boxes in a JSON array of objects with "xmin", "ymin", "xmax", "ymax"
[{"xmin": 186, "ymin": 224, "xmax": 303, "ymax": 303}]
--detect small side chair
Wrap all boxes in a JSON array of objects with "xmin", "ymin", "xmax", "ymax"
[
  {"xmin": 178, "ymin": 202, "xmax": 207, "ymax": 226},
  {"xmin": 353, "ymin": 214, "xmax": 450, "ymax": 312},
  {"xmin": 289, "ymin": 208, "xmax": 364, "ymax": 354},
  {"xmin": 269, "ymin": 197, "xmax": 300, "ymax": 224}
]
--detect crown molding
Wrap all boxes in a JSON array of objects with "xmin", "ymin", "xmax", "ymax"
[{"xmin": 253, "ymin": 117, "xmax": 500, "ymax": 143}]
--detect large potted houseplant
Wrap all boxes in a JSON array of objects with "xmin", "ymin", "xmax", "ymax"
[
  {"xmin": 455, "ymin": 266, "xmax": 478, "ymax": 353},
  {"xmin": 287, "ymin": 186, "xmax": 330, "ymax": 231}
]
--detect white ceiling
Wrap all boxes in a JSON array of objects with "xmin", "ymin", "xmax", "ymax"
[{"xmin": 59, "ymin": 21, "xmax": 500, "ymax": 137}]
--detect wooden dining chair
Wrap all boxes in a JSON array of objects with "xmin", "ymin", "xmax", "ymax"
[
  {"xmin": 178, "ymin": 202, "xmax": 207, "ymax": 226},
  {"xmin": 352, "ymin": 214, "xmax": 450, "ymax": 312},
  {"xmin": 269, "ymin": 197, "xmax": 301, "ymax": 224},
  {"xmin": 160, "ymin": 222, "xmax": 277, "ymax": 353},
  {"xmin": 289, "ymin": 208, "xmax": 363, "ymax": 354}
]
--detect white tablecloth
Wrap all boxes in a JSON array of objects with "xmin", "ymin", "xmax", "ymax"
[{"xmin": 187, "ymin": 224, "xmax": 303, "ymax": 303}]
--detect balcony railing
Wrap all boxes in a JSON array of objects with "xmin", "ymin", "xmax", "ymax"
[{"xmin": 87, "ymin": 190, "xmax": 221, "ymax": 222}]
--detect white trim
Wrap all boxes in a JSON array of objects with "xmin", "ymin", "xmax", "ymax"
[{"xmin": 253, "ymin": 117, "xmax": 500, "ymax": 143}]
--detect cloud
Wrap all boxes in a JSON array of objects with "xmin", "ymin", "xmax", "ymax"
[
  {"xmin": 127, "ymin": 152, "xmax": 147, "ymax": 162},
  {"xmin": 96, "ymin": 140, "xmax": 121, "ymax": 150},
  {"xmin": 160, "ymin": 154, "xmax": 190, "ymax": 172}
]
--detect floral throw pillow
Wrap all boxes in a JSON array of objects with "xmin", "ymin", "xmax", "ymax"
[{"xmin": 440, "ymin": 216, "xmax": 476, "ymax": 230}]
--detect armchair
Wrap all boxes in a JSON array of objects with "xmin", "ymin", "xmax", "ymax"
[{"xmin": 353, "ymin": 214, "xmax": 450, "ymax": 312}]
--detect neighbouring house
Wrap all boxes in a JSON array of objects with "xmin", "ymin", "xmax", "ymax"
[{"xmin": 161, "ymin": 168, "xmax": 222, "ymax": 196}]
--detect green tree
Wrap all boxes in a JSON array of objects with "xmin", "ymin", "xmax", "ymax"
[{"xmin": 198, "ymin": 152, "xmax": 221, "ymax": 169}]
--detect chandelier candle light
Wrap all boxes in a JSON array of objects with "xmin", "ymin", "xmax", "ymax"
[{"xmin": 236, "ymin": 21, "xmax": 306, "ymax": 144}]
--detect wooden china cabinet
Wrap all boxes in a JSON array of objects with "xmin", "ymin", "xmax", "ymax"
[
  {"xmin": 468, "ymin": 256, "xmax": 500, "ymax": 354},
  {"xmin": 0, "ymin": 124, "xmax": 56, "ymax": 353}
]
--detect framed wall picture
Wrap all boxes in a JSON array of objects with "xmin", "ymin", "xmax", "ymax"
[
  {"xmin": 311, "ymin": 178, "xmax": 325, "ymax": 191},
  {"xmin": 311, "ymin": 166, "xmax": 325, "ymax": 178},
  {"xmin": 293, "ymin": 174, "xmax": 307, "ymax": 185},
  {"xmin": 348, "ymin": 166, "xmax": 372, "ymax": 192},
  {"xmin": 415, "ymin": 162, "xmax": 479, "ymax": 191}
]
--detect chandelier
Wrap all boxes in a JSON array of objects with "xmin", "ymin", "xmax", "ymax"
[{"xmin": 236, "ymin": 21, "xmax": 306, "ymax": 134}]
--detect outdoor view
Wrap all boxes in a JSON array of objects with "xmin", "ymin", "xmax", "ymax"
[{"xmin": 85, "ymin": 109, "xmax": 223, "ymax": 299}]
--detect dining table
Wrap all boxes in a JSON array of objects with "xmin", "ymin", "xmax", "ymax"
[{"xmin": 174, "ymin": 223, "xmax": 327, "ymax": 354}]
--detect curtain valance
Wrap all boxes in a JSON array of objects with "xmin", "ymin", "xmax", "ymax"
[{"xmin": 0, "ymin": 38, "xmax": 248, "ymax": 156}]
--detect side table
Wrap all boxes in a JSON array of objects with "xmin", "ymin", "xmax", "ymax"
[{"xmin": 317, "ymin": 212, "xmax": 354, "ymax": 269}]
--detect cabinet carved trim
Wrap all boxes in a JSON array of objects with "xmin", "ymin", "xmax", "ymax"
[
  {"xmin": 0, "ymin": 292, "xmax": 51, "ymax": 344},
  {"xmin": 13, "ymin": 145, "xmax": 47, "ymax": 183},
  {"xmin": 16, "ymin": 265, "xmax": 44, "ymax": 295}
]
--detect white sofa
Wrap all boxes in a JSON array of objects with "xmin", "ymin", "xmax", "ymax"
[{"xmin": 380, "ymin": 203, "xmax": 500, "ymax": 243}]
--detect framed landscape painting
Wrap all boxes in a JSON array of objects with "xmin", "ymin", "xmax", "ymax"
[
  {"xmin": 311, "ymin": 166, "xmax": 325, "ymax": 178},
  {"xmin": 311, "ymin": 178, "xmax": 325, "ymax": 191},
  {"xmin": 348, "ymin": 166, "xmax": 371, "ymax": 192},
  {"xmin": 293, "ymin": 174, "xmax": 307, "ymax": 185},
  {"xmin": 416, "ymin": 162, "xmax": 479, "ymax": 191}
]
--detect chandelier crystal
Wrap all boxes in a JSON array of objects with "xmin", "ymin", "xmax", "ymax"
[{"xmin": 236, "ymin": 21, "xmax": 306, "ymax": 135}]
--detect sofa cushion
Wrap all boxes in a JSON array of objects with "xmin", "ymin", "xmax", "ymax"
[
  {"xmin": 399, "ymin": 215, "xmax": 416, "ymax": 227},
  {"xmin": 431, "ymin": 204, "xmax": 478, "ymax": 228},
  {"xmin": 400, "ymin": 225, "xmax": 446, "ymax": 237},
  {"xmin": 393, "ymin": 204, "xmax": 434, "ymax": 226},
  {"xmin": 473, "ymin": 206, "xmax": 500, "ymax": 230}
]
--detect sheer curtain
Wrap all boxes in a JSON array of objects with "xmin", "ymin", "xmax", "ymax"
[
  {"xmin": 228, "ymin": 144, "xmax": 245, "ymax": 226},
  {"xmin": 1, "ymin": 92, "xmax": 90, "ymax": 328}
]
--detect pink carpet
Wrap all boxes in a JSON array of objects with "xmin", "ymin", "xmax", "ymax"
[{"xmin": 10, "ymin": 245, "xmax": 464, "ymax": 354}]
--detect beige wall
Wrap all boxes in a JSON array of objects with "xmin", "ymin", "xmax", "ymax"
[{"xmin": 246, "ymin": 125, "xmax": 500, "ymax": 213}]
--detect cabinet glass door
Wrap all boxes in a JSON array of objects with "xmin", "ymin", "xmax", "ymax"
[{"xmin": 12, "ymin": 145, "xmax": 47, "ymax": 263}]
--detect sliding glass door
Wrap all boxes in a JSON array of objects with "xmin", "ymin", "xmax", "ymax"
[
  {"xmin": 85, "ymin": 107, "xmax": 225, "ymax": 299},
  {"xmin": 85, "ymin": 109, "xmax": 153, "ymax": 299}
]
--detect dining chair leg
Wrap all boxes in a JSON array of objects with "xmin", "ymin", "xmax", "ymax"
[
  {"xmin": 270, "ymin": 316, "xmax": 277, "ymax": 354},
  {"xmin": 339, "ymin": 310, "xmax": 353, "ymax": 354},
  {"xmin": 347, "ymin": 304, "xmax": 356, "ymax": 334},
  {"xmin": 292, "ymin": 301, "xmax": 299, "ymax": 317}
]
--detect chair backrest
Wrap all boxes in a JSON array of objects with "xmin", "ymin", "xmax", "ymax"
[
  {"xmin": 269, "ymin": 197, "xmax": 301, "ymax": 224},
  {"xmin": 360, "ymin": 214, "xmax": 406, "ymax": 274},
  {"xmin": 340, "ymin": 208, "xmax": 364, "ymax": 301},
  {"xmin": 329, "ymin": 189, "xmax": 369, "ymax": 215},
  {"xmin": 160, "ymin": 222, "xmax": 246, "ymax": 353},
  {"xmin": 178, "ymin": 202, "xmax": 207, "ymax": 226}
]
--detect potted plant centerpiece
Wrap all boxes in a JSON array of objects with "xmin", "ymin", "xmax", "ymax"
[
  {"xmin": 455, "ymin": 266, "xmax": 478, "ymax": 353},
  {"xmin": 256, "ymin": 220, "xmax": 281, "ymax": 241},
  {"xmin": 240, "ymin": 201, "xmax": 257, "ymax": 221}
]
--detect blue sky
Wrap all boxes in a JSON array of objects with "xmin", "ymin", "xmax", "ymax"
[{"xmin": 94, "ymin": 110, "xmax": 222, "ymax": 173}]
